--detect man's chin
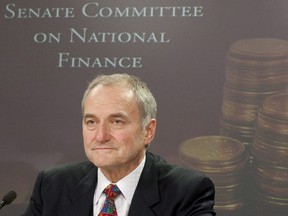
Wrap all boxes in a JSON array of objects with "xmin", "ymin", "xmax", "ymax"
[{"xmin": 89, "ymin": 156, "xmax": 117, "ymax": 168}]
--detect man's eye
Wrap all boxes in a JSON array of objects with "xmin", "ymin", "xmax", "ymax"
[
  {"xmin": 86, "ymin": 119, "xmax": 96, "ymax": 126},
  {"xmin": 113, "ymin": 119, "xmax": 124, "ymax": 125}
]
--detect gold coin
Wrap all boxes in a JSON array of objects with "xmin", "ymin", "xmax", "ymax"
[
  {"xmin": 179, "ymin": 136, "xmax": 246, "ymax": 166},
  {"xmin": 260, "ymin": 92, "xmax": 288, "ymax": 120},
  {"xmin": 228, "ymin": 38, "xmax": 288, "ymax": 60}
]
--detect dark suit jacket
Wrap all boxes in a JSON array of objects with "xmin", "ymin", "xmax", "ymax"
[{"xmin": 22, "ymin": 152, "xmax": 215, "ymax": 216}]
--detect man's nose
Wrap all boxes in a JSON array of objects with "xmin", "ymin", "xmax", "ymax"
[{"xmin": 95, "ymin": 122, "xmax": 111, "ymax": 143}]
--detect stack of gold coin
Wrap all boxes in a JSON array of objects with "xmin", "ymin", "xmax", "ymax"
[
  {"xmin": 220, "ymin": 38, "xmax": 288, "ymax": 150},
  {"xmin": 179, "ymin": 136, "xmax": 248, "ymax": 216},
  {"xmin": 225, "ymin": 38, "xmax": 288, "ymax": 92},
  {"xmin": 251, "ymin": 93, "xmax": 288, "ymax": 215}
]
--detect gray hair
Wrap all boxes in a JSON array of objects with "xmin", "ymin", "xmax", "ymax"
[{"xmin": 82, "ymin": 73, "xmax": 157, "ymax": 127}]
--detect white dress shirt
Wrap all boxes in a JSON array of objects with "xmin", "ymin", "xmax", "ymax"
[{"xmin": 93, "ymin": 156, "xmax": 146, "ymax": 216}]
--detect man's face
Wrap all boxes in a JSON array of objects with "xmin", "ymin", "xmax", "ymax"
[{"xmin": 82, "ymin": 85, "xmax": 155, "ymax": 176}]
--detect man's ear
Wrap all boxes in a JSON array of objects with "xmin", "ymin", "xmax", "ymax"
[{"xmin": 144, "ymin": 119, "xmax": 157, "ymax": 146}]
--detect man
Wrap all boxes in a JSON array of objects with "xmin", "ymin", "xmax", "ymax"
[{"xmin": 23, "ymin": 73, "xmax": 216, "ymax": 216}]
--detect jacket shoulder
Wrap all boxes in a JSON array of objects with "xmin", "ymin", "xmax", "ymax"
[
  {"xmin": 42, "ymin": 161, "xmax": 95, "ymax": 186},
  {"xmin": 146, "ymin": 152, "xmax": 215, "ymax": 215},
  {"xmin": 147, "ymin": 152, "xmax": 213, "ymax": 188}
]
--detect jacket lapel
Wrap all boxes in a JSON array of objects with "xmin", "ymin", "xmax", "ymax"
[
  {"xmin": 67, "ymin": 165, "xmax": 97, "ymax": 216},
  {"xmin": 128, "ymin": 153, "xmax": 160, "ymax": 216}
]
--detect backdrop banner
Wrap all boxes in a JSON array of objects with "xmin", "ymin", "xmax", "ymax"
[{"xmin": 1, "ymin": 1, "xmax": 288, "ymax": 215}]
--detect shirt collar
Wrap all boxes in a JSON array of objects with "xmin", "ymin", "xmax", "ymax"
[{"xmin": 94, "ymin": 155, "xmax": 146, "ymax": 205}]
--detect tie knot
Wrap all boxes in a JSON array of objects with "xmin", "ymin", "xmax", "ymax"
[{"xmin": 104, "ymin": 184, "xmax": 121, "ymax": 200}]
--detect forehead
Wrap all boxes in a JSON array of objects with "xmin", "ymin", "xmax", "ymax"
[
  {"xmin": 84, "ymin": 85, "xmax": 139, "ymax": 114},
  {"xmin": 89, "ymin": 84, "xmax": 134, "ymax": 101}
]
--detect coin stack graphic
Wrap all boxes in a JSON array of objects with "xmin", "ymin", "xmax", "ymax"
[
  {"xmin": 220, "ymin": 38, "xmax": 288, "ymax": 151},
  {"xmin": 179, "ymin": 136, "xmax": 248, "ymax": 216},
  {"xmin": 251, "ymin": 93, "xmax": 288, "ymax": 216},
  {"xmin": 219, "ymin": 38, "xmax": 288, "ymax": 215}
]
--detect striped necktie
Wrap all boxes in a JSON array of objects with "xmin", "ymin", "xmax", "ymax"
[{"xmin": 98, "ymin": 184, "xmax": 121, "ymax": 216}]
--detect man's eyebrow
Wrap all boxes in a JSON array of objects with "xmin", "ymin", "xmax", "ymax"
[
  {"xmin": 83, "ymin": 113, "xmax": 127, "ymax": 119},
  {"xmin": 83, "ymin": 113, "xmax": 96, "ymax": 118},
  {"xmin": 110, "ymin": 113, "xmax": 126, "ymax": 118}
]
